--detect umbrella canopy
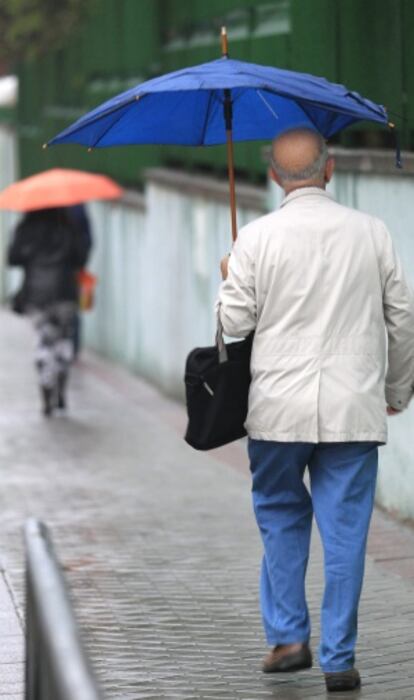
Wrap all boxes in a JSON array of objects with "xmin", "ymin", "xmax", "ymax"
[
  {"xmin": 48, "ymin": 33, "xmax": 390, "ymax": 241},
  {"xmin": 0, "ymin": 168, "xmax": 123, "ymax": 212},
  {"xmin": 48, "ymin": 57, "xmax": 388, "ymax": 149}
]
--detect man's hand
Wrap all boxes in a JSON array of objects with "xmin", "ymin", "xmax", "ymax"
[
  {"xmin": 387, "ymin": 406, "xmax": 401, "ymax": 416},
  {"xmin": 220, "ymin": 254, "xmax": 231, "ymax": 280}
]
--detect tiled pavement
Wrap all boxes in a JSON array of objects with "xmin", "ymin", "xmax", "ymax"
[
  {"xmin": 0, "ymin": 573, "xmax": 23, "ymax": 699},
  {"xmin": 0, "ymin": 309, "xmax": 414, "ymax": 699}
]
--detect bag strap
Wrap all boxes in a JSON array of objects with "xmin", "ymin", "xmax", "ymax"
[{"xmin": 216, "ymin": 306, "xmax": 228, "ymax": 364}]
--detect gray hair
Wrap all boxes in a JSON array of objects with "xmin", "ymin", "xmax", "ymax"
[{"xmin": 270, "ymin": 129, "xmax": 328, "ymax": 183}]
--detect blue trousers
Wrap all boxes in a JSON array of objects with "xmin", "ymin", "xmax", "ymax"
[{"xmin": 248, "ymin": 440, "xmax": 378, "ymax": 673}]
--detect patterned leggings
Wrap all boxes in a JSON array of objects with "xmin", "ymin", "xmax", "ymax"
[{"xmin": 31, "ymin": 302, "xmax": 77, "ymax": 390}]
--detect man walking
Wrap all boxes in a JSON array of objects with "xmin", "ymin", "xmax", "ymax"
[{"xmin": 218, "ymin": 128, "xmax": 414, "ymax": 692}]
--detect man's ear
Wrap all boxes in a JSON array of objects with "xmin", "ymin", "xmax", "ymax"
[
  {"xmin": 268, "ymin": 166, "xmax": 282, "ymax": 187},
  {"xmin": 324, "ymin": 156, "xmax": 335, "ymax": 183}
]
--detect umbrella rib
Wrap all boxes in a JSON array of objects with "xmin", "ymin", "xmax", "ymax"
[
  {"xmin": 295, "ymin": 100, "xmax": 322, "ymax": 132},
  {"xmin": 255, "ymin": 82, "xmax": 387, "ymax": 125},
  {"xmin": 297, "ymin": 95, "xmax": 386, "ymax": 124},
  {"xmin": 252, "ymin": 89, "xmax": 341, "ymax": 137},
  {"xmin": 346, "ymin": 91, "xmax": 387, "ymax": 118},
  {"xmin": 200, "ymin": 91, "xmax": 215, "ymax": 145},
  {"xmin": 50, "ymin": 96, "xmax": 139, "ymax": 145},
  {"xmin": 88, "ymin": 100, "xmax": 139, "ymax": 148},
  {"xmin": 296, "ymin": 97, "xmax": 370, "ymax": 135},
  {"xmin": 256, "ymin": 90, "xmax": 279, "ymax": 121}
]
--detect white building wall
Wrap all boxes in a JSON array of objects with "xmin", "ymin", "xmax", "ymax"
[
  {"xmin": 0, "ymin": 126, "xmax": 18, "ymax": 300},
  {"xmin": 84, "ymin": 171, "xmax": 265, "ymax": 398}
]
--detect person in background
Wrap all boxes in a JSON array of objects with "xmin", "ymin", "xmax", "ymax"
[
  {"xmin": 8, "ymin": 207, "xmax": 89, "ymax": 416},
  {"xmin": 218, "ymin": 128, "xmax": 414, "ymax": 692},
  {"xmin": 68, "ymin": 203, "xmax": 93, "ymax": 357}
]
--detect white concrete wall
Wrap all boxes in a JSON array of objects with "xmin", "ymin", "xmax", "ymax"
[
  {"xmin": 268, "ymin": 172, "xmax": 414, "ymax": 519},
  {"xmin": 84, "ymin": 176, "xmax": 264, "ymax": 398},
  {"xmin": 0, "ymin": 126, "xmax": 18, "ymax": 300}
]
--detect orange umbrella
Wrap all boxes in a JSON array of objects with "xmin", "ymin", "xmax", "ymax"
[{"xmin": 0, "ymin": 168, "xmax": 123, "ymax": 211}]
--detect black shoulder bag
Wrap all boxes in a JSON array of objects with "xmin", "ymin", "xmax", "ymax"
[{"xmin": 184, "ymin": 313, "xmax": 253, "ymax": 450}]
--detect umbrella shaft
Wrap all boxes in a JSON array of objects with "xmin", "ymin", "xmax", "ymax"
[
  {"xmin": 223, "ymin": 90, "xmax": 233, "ymax": 130},
  {"xmin": 226, "ymin": 129, "xmax": 238, "ymax": 242},
  {"xmin": 223, "ymin": 89, "xmax": 237, "ymax": 242}
]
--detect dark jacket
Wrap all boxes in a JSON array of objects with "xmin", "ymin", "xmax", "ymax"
[{"xmin": 8, "ymin": 208, "xmax": 89, "ymax": 310}]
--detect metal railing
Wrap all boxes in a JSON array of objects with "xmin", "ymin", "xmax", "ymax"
[{"xmin": 25, "ymin": 519, "xmax": 103, "ymax": 700}]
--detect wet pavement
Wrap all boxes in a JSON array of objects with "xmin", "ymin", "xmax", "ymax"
[{"xmin": 1, "ymin": 308, "xmax": 414, "ymax": 699}]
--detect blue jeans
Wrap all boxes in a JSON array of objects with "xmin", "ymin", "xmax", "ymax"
[{"xmin": 248, "ymin": 440, "xmax": 378, "ymax": 673}]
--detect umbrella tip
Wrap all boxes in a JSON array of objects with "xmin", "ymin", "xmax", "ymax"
[
  {"xmin": 42, "ymin": 143, "xmax": 48, "ymax": 150},
  {"xmin": 221, "ymin": 26, "xmax": 229, "ymax": 58},
  {"xmin": 87, "ymin": 147, "xmax": 93, "ymax": 153}
]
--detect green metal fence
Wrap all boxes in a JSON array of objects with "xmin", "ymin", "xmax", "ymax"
[{"xmin": 17, "ymin": 0, "xmax": 414, "ymax": 185}]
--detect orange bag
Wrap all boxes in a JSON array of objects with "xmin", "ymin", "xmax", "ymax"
[{"xmin": 77, "ymin": 269, "xmax": 97, "ymax": 311}]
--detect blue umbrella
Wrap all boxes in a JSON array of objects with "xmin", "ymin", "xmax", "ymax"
[{"xmin": 48, "ymin": 28, "xmax": 390, "ymax": 240}]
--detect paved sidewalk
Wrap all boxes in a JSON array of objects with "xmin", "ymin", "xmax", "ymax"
[
  {"xmin": 1, "ymin": 309, "xmax": 414, "ymax": 699},
  {"xmin": 0, "ymin": 573, "xmax": 23, "ymax": 699}
]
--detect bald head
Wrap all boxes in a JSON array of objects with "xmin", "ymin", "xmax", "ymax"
[{"xmin": 270, "ymin": 129, "xmax": 331, "ymax": 191}]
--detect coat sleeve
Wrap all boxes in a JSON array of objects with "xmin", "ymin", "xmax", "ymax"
[
  {"xmin": 71, "ymin": 227, "xmax": 90, "ymax": 268},
  {"xmin": 217, "ymin": 228, "xmax": 257, "ymax": 338},
  {"xmin": 379, "ymin": 225, "xmax": 414, "ymax": 410},
  {"xmin": 68, "ymin": 206, "xmax": 93, "ymax": 267},
  {"xmin": 7, "ymin": 223, "xmax": 32, "ymax": 266}
]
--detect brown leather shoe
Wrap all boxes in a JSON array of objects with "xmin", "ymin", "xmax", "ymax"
[
  {"xmin": 262, "ymin": 643, "xmax": 312, "ymax": 673},
  {"xmin": 324, "ymin": 668, "xmax": 361, "ymax": 692}
]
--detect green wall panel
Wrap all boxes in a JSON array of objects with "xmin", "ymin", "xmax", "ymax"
[
  {"xmin": 16, "ymin": 0, "xmax": 412, "ymax": 186},
  {"xmin": 338, "ymin": 0, "xmax": 403, "ymax": 113},
  {"xmin": 291, "ymin": 0, "xmax": 337, "ymax": 80},
  {"xmin": 400, "ymin": 0, "xmax": 414, "ymax": 145}
]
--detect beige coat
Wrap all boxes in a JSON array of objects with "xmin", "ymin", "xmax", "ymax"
[{"xmin": 218, "ymin": 187, "xmax": 414, "ymax": 443}]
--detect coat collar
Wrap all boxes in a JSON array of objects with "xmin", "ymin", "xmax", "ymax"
[{"xmin": 280, "ymin": 186, "xmax": 334, "ymax": 208}]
